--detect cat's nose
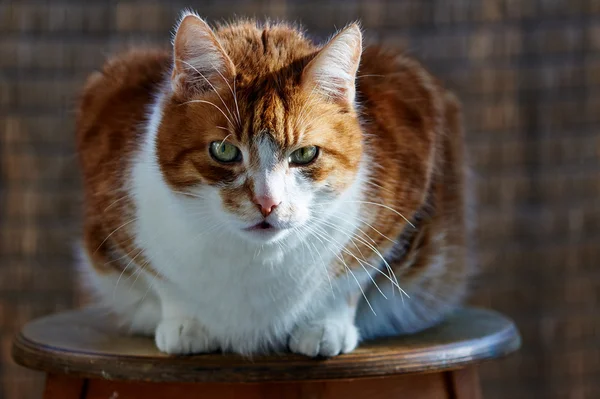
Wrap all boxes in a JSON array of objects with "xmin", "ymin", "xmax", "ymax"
[{"xmin": 254, "ymin": 196, "xmax": 281, "ymax": 217}]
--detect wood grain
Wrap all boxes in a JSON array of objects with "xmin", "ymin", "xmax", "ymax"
[{"xmin": 13, "ymin": 307, "xmax": 520, "ymax": 383}]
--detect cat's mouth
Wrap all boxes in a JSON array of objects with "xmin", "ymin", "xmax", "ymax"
[
  {"xmin": 245, "ymin": 221, "xmax": 275, "ymax": 231},
  {"xmin": 243, "ymin": 221, "xmax": 292, "ymax": 241}
]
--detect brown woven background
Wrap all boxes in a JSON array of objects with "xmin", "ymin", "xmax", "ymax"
[{"xmin": 1, "ymin": 1, "xmax": 599, "ymax": 398}]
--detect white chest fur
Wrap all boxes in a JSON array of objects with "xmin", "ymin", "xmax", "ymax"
[{"xmin": 127, "ymin": 99, "xmax": 368, "ymax": 354}]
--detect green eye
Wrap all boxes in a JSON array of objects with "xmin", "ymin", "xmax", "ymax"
[
  {"xmin": 209, "ymin": 141, "xmax": 242, "ymax": 163},
  {"xmin": 289, "ymin": 146, "xmax": 319, "ymax": 165}
]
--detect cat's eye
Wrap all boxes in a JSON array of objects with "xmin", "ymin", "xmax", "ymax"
[
  {"xmin": 209, "ymin": 141, "xmax": 242, "ymax": 163},
  {"xmin": 289, "ymin": 146, "xmax": 319, "ymax": 166}
]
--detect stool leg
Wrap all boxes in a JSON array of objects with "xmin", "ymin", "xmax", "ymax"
[
  {"xmin": 80, "ymin": 373, "xmax": 448, "ymax": 398},
  {"xmin": 43, "ymin": 374, "xmax": 87, "ymax": 399},
  {"xmin": 445, "ymin": 367, "xmax": 482, "ymax": 399}
]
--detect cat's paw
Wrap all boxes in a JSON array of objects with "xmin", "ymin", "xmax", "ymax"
[
  {"xmin": 289, "ymin": 319, "xmax": 359, "ymax": 357},
  {"xmin": 155, "ymin": 318, "xmax": 218, "ymax": 355}
]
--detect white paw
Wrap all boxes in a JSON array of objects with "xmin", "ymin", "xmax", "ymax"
[
  {"xmin": 155, "ymin": 318, "xmax": 218, "ymax": 355},
  {"xmin": 289, "ymin": 320, "xmax": 359, "ymax": 357}
]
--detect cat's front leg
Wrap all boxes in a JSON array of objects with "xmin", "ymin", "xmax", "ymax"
[
  {"xmin": 154, "ymin": 286, "xmax": 218, "ymax": 355},
  {"xmin": 289, "ymin": 295, "xmax": 360, "ymax": 357}
]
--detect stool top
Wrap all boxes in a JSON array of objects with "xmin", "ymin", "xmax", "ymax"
[{"xmin": 12, "ymin": 307, "xmax": 520, "ymax": 383}]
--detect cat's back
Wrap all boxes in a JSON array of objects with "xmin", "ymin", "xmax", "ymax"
[
  {"xmin": 76, "ymin": 49, "xmax": 170, "ymax": 179},
  {"xmin": 357, "ymin": 46, "xmax": 446, "ymax": 138}
]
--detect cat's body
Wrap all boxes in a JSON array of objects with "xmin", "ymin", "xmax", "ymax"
[{"xmin": 77, "ymin": 13, "xmax": 468, "ymax": 356}]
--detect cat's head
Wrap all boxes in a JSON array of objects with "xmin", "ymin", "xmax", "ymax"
[{"xmin": 156, "ymin": 13, "xmax": 364, "ymax": 244}]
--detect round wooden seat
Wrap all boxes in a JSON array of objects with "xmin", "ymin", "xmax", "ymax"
[{"xmin": 12, "ymin": 307, "xmax": 520, "ymax": 398}]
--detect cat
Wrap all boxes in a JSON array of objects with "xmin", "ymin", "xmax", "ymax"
[{"xmin": 76, "ymin": 11, "xmax": 469, "ymax": 357}]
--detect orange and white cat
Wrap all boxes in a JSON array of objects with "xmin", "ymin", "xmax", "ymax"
[{"xmin": 76, "ymin": 11, "xmax": 468, "ymax": 356}]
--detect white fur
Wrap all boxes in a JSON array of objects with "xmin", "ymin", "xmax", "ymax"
[{"xmin": 252, "ymin": 134, "xmax": 285, "ymax": 206}]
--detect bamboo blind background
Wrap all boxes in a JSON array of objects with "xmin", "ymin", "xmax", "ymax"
[{"xmin": 1, "ymin": 1, "xmax": 599, "ymax": 398}]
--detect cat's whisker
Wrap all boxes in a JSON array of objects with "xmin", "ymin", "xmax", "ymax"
[
  {"xmin": 313, "ymin": 219, "xmax": 405, "ymax": 297},
  {"xmin": 310, "ymin": 223, "xmax": 388, "ymax": 300},
  {"xmin": 170, "ymin": 190, "xmax": 206, "ymax": 199},
  {"xmin": 233, "ymin": 77, "xmax": 241, "ymax": 126},
  {"xmin": 113, "ymin": 248, "xmax": 145, "ymax": 299},
  {"xmin": 103, "ymin": 244, "xmax": 139, "ymax": 267},
  {"xmin": 306, "ymin": 221, "xmax": 386, "ymax": 293},
  {"xmin": 313, "ymin": 211, "xmax": 404, "ymax": 293},
  {"xmin": 316, "ymin": 200, "xmax": 415, "ymax": 228},
  {"xmin": 177, "ymin": 59, "xmax": 238, "ymax": 126},
  {"xmin": 313, "ymin": 219, "xmax": 376, "ymax": 271},
  {"xmin": 104, "ymin": 193, "xmax": 133, "ymax": 212},
  {"xmin": 354, "ymin": 177, "xmax": 396, "ymax": 196},
  {"xmin": 311, "ymin": 239, "xmax": 335, "ymax": 297},
  {"xmin": 324, "ymin": 220, "xmax": 404, "ymax": 299},
  {"xmin": 356, "ymin": 74, "xmax": 385, "ymax": 79},
  {"xmin": 318, "ymin": 230, "xmax": 387, "ymax": 301},
  {"xmin": 317, "ymin": 214, "xmax": 378, "ymax": 246},
  {"xmin": 180, "ymin": 99, "xmax": 235, "ymax": 128},
  {"xmin": 219, "ymin": 134, "xmax": 233, "ymax": 148},
  {"xmin": 327, "ymin": 212, "xmax": 398, "ymax": 244},
  {"xmin": 295, "ymin": 225, "xmax": 335, "ymax": 297},
  {"xmin": 93, "ymin": 218, "xmax": 139, "ymax": 255},
  {"xmin": 307, "ymin": 227, "xmax": 376, "ymax": 315},
  {"xmin": 209, "ymin": 61, "xmax": 242, "ymax": 127},
  {"xmin": 130, "ymin": 258, "xmax": 153, "ymax": 288},
  {"xmin": 254, "ymin": 245, "xmax": 263, "ymax": 259},
  {"xmin": 122, "ymin": 249, "xmax": 149, "ymax": 285}
]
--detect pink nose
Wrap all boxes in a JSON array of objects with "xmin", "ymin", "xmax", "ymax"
[{"xmin": 254, "ymin": 196, "xmax": 281, "ymax": 217}]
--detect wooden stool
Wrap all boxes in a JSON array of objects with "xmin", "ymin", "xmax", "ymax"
[{"xmin": 12, "ymin": 307, "xmax": 520, "ymax": 398}]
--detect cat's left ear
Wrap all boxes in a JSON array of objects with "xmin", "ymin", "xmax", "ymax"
[
  {"xmin": 302, "ymin": 23, "xmax": 362, "ymax": 106},
  {"xmin": 171, "ymin": 12, "xmax": 236, "ymax": 98}
]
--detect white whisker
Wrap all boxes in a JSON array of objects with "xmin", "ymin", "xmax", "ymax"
[
  {"xmin": 327, "ymin": 212, "xmax": 397, "ymax": 244},
  {"xmin": 93, "ymin": 218, "xmax": 139, "ymax": 255},
  {"xmin": 209, "ymin": 61, "xmax": 241, "ymax": 126},
  {"xmin": 177, "ymin": 59, "xmax": 237, "ymax": 126},
  {"xmin": 309, "ymin": 224, "xmax": 375, "ymax": 315},
  {"xmin": 296, "ymin": 225, "xmax": 335, "ymax": 297},
  {"xmin": 180, "ymin": 99, "xmax": 235, "ymax": 128},
  {"xmin": 113, "ymin": 248, "xmax": 144, "ymax": 299},
  {"xmin": 313, "ymin": 218, "xmax": 406, "ymax": 298},
  {"xmin": 310, "ymin": 223, "xmax": 388, "ymax": 300},
  {"xmin": 317, "ymin": 200, "xmax": 415, "ymax": 228},
  {"xmin": 219, "ymin": 134, "xmax": 233, "ymax": 148},
  {"xmin": 104, "ymin": 193, "xmax": 132, "ymax": 212}
]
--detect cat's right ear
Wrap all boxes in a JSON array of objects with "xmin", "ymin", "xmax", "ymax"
[
  {"xmin": 171, "ymin": 12, "xmax": 236, "ymax": 99},
  {"xmin": 301, "ymin": 24, "xmax": 362, "ymax": 107}
]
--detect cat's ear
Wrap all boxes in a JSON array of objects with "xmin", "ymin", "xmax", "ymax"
[
  {"xmin": 302, "ymin": 24, "xmax": 362, "ymax": 106},
  {"xmin": 171, "ymin": 12, "xmax": 236, "ymax": 98}
]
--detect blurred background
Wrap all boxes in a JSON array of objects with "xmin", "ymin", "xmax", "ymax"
[{"xmin": 1, "ymin": 0, "xmax": 599, "ymax": 398}]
